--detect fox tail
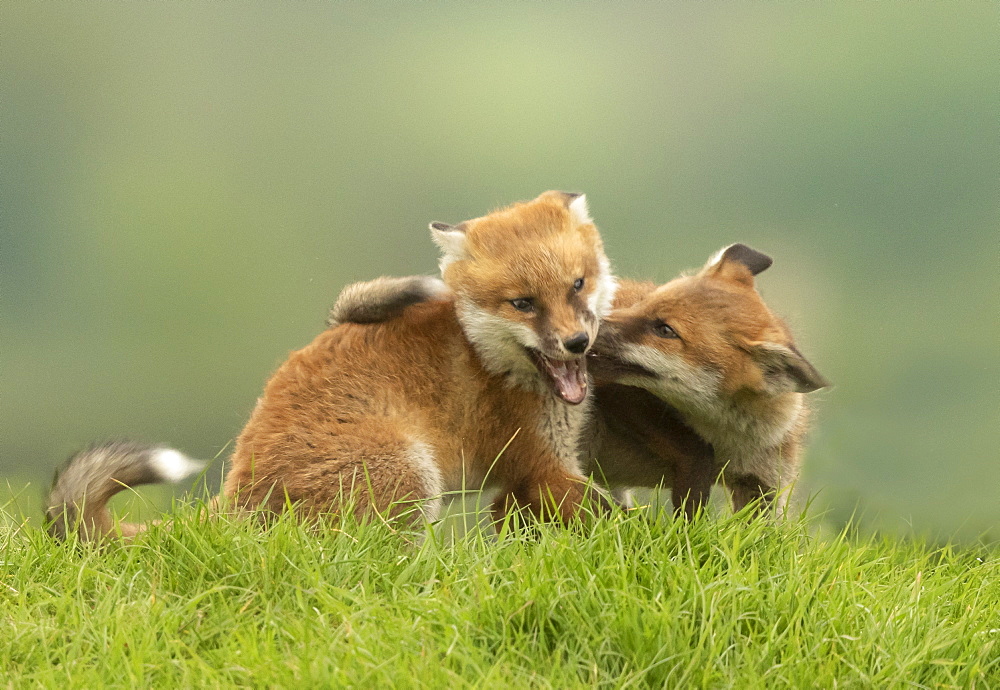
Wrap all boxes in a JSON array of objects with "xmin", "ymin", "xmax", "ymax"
[
  {"xmin": 46, "ymin": 440, "xmax": 203, "ymax": 542},
  {"xmin": 327, "ymin": 275, "xmax": 449, "ymax": 326}
]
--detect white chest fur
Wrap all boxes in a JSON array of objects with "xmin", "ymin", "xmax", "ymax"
[{"xmin": 536, "ymin": 394, "xmax": 591, "ymax": 474}]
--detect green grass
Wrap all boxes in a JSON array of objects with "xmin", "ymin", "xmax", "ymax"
[{"xmin": 1, "ymin": 495, "xmax": 998, "ymax": 688}]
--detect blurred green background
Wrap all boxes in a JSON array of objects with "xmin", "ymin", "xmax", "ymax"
[{"xmin": 2, "ymin": 3, "xmax": 997, "ymax": 540}]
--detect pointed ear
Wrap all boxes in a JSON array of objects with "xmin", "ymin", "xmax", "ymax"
[
  {"xmin": 566, "ymin": 192, "xmax": 592, "ymax": 226},
  {"xmin": 704, "ymin": 243, "xmax": 773, "ymax": 285},
  {"xmin": 537, "ymin": 190, "xmax": 592, "ymax": 225},
  {"xmin": 429, "ymin": 221, "xmax": 469, "ymax": 264},
  {"xmin": 748, "ymin": 341, "xmax": 830, "ymax": 394}
]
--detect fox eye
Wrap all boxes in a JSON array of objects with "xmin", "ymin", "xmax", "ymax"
[
  {"xmin": 653, "ymin": 322, "xmax": 679, "ymax": 339},
  {"xmin": 510, "ymin": 298, "xmax": 534, "ymax": 313},
  {"xmin": 573, "ymin": 278, "xmax": 585, "ymax": 292}
]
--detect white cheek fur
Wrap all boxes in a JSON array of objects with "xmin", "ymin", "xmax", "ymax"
[
  {"xmin": 619, "ymin": 344, "xmax": 721, "ymax": 408},
  {"xmin": 456, "ymin": 298, "xmax": 539, "ymax": 377}
]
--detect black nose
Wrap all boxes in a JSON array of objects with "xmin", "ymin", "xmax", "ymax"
[{"xmin": 563, "ymin": 332, "xmax": 590, "ymax": 354}]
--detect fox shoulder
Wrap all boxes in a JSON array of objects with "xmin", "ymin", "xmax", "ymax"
[{"xmin": 327, "ymin": 276, "xmax": 451, "ymax": 326}]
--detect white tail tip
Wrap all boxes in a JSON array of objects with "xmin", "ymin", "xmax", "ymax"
[{"xmin": 149, "ymin": 448, "xmax": 205, "ymax": 483}]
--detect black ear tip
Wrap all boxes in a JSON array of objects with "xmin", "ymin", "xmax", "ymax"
[
  {"xmin": 553, "ymin": 191, "xmax": 584, "ymax": 208},
  {"xmin": 724, "ymin": 243, "xmax": 773, "ymax": 275},
  {"xmin": 430, "ymin": 222, "xmax": 452, "ymax": 232}
]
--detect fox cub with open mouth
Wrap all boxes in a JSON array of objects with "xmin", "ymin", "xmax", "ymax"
[
  {"xmin": 330, "ymin": 244, "xmax": 827, "ymax": 518},
  {"xmin": 47, "ymin": 191, "xmax": 617, "ymax": 541}
]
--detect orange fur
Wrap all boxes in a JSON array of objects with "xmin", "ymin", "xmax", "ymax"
[
  {"xmin": 225, "ymin": 191, "xmax": 616, "ymax": 524},
  {"xmin": 328, "ymin": 244, "xmax": 827, "ymax": 519},
  {"xmin": 46, "ymin": 192, "xmax": 617, "ymax": 542}
]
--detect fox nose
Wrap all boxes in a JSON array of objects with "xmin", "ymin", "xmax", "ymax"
[{"xmin": 563, "ymin": 332, "xmax": 590, "ymax": 354}]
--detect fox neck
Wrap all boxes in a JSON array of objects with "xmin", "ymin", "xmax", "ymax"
[
  {"xmin": 453, "ymin": 295, "xmax": 594, "ymax": 471},
  {"xmin": 539, "ymin": 393, "xmax": 592, "ymax": 474},
  {"xmin": 672, "ymin": 390, "xmax": 804, "ymax": 474}
]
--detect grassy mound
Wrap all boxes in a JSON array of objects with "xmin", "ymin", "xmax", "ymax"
[{"xmin": 1, "ymin": 500, "xmax": 997, "ymax": 687}]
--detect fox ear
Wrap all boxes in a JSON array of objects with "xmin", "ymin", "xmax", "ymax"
[
  {"xmin": 537, "ymin": 190, "xmax": 592, "ymax": 225},
  {"xmin": 429, "ymin": 222, "xmax": 469, "ymax": 266},
  {"xmin": 704, "ymin": 244, "xmax": 773, "ymax": 285},
  {"xmin": 748, "ymin": 341, "xmax": 830, "ymax": 394},
  {"xmin": 566, "ymin": 193, "xmax": 592, "ymax": 226}
]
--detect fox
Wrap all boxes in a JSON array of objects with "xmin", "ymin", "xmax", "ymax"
[
  {"xmin": 329, "ymin": 243, "xmax": 828, "ymax": 518},
  {"xmin": 587, "ymin": 243, "xmax": 829, "ymax": 514},
  {"xmin": 46, "ymin": 191, "xmax": 618, "ymax": 541}
]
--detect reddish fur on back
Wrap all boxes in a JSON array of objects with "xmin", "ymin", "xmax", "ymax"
[{"xmin": 226, "ymin": 192, "xmax": 615, "ymax": 523}]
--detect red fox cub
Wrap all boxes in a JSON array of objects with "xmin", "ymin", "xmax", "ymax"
[
  {"xmin": 330, "ymin": 244, "xmax": 827, "ymax": 518},
  {"xmin": 46, "ymin": 191, "xmax": 617, "ymax": 541},
  {"xmin": 588, "ymin": 244, "xmax": 828, "ymax": 514}
]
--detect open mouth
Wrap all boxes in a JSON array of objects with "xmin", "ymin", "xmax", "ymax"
[
  {"xmin": 586, "ymin": 351, "xmax": 657, "ymax": 382},
  {"xmin": 528, "ymin": 350, "xmax": 589, "ymax": 405}
]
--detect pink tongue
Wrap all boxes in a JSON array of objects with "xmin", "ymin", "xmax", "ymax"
[{"xmin": 545, "ymin": 357, "xmax": 588, "ymax": 404}]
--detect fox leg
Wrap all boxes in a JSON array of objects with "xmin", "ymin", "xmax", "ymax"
[
  {"xmin": 226, "ymin": 423, "xmax": 444, "ymax": 524},
  {"xmin": 671, "ymin": 458, "xmax": 715, "ymax": 520},
  {"xmin": 610, "ymin": 487, "xmax": 635, "ymax": 509},
  {"xmin": 492, "ymin": 468, "xmax": 612, "ymax": 526},
  {"xmin": 726, "ymin": 474, "xmax": 776, "ymax": 515}
]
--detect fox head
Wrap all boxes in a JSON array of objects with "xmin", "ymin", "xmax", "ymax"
[
  {"xmin": 430, "ymin": 190, "xmax": 617, "ymax": 404},
  {"xmin": 590, "ymin": 244, "xmax": 828, "ymax": 415}
]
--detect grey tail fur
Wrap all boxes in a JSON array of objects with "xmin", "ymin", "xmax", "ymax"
[
  {"xmin": 327, "ymin": 276, "xmax": 450, "ymax": 327},
  {"xmin": 46, "ymin": 440, "xmax": 203, "ymax": 542}
]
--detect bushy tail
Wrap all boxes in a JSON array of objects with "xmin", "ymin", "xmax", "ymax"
[
  {"xmin": 327, "ymin": 275, "xmax": 449, "ymax": 326},
  {"xmin": 46, "ymin": 440, "xmax": 203, "ymax": 542}
]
